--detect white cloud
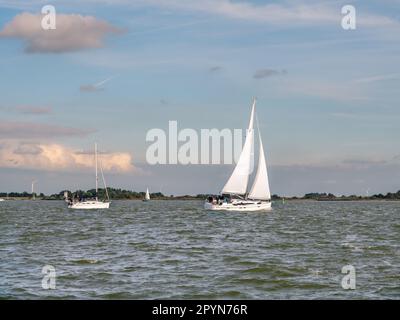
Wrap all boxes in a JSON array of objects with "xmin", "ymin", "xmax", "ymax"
[
  {"xmin": 1, "ymin": 1, "xmax": 398, "ymax": 29},
  {"xmin": 0, "ymin": 141, "xmax": 134, "ymax": 172},
  {"xmin": 0, "ymin": 12, "xmax": 123, "ymax": 53},
  {"xmin": 142, "ymin": 0, "xmax": 399, "ymax": 28},
  {"xmin": 354, "ymin": 73, "xmax": 400, "ymax": 84}
]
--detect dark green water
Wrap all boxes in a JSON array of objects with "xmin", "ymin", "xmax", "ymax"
[{"xmin": 0, "ymin": 200, "xmax": 398, "ymax": 299}]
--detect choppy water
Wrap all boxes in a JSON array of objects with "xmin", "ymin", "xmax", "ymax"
[{"xmin": 0, "ymin": 200, "xmax": 399, "ymax": 299}]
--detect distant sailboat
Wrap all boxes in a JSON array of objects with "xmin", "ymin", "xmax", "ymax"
[
  {"xmin": 31, "ymin": 180, "xmax": 37, "ymax": 200},
  {"xmin": 67, "ymin": 143, "xmax": 110, "ymax": 209},
  {"xmin": 0, "ymin": 193, "xmax": 8, "ymax": 201},
  {"xmin": 143, "ymin": 188, "xmax": 150, "ymax": 202},
  {"xmin": 1, "ymin": 193, "xmax": 9, "ymax": 201},
  {"xmin": 204, "ymin": 98, "xmax": 272, "ymax": 211}
]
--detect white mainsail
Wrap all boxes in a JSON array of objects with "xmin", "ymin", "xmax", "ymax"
[
  {"xmin": 145, "ymin": 188, "xmax": 150, "ymax": 200},
  {"xmin": 221, "ymin": 99, "xmax": 255, "ymax": 195},
  {"xmin": 248, "ymin": 130, "xmax": 271, "ymax": 200}
]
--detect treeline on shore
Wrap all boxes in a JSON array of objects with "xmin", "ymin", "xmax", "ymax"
[
  {"xmin": 1, "ymin": 189, "xmax": 400, "ymax": 201},
  {"xmin": 0, "ymin": 188, "xmax": 203, "ymax": 200},
  {"xmin": 272, "ymin": 191, "xmax": 400, "ymax": 201}
]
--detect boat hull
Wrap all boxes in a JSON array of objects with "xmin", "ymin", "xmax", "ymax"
[
  {"xmin": 68, "ymin": 201, "xmax": 110, "ymax": 209},
  {"xmin": 204, "ymin": 200, "xmax": 272, "ymax": 212}
]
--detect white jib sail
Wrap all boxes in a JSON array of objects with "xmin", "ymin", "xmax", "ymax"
[
  {"xmin": 248, "ymin": 130, "xmax": 271, "ymax": 200},
  {"xmin": 221, "ymin": 99, "xmax": 255, "ymax": 195}
]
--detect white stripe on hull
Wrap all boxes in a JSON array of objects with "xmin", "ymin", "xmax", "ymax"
[
  {"xmin": 204, "ymin": 200, "xmax": 271, "ymax": 212},
  {"xmin": 68, "ymin": 201, "xmax": 110, "ymax": 209}
]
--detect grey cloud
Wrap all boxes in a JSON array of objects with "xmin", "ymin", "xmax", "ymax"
[
  {"xmin": 0, "ymin": 121, "xmax": 95, "ymax": 139},
  {"xmin": 209, "ymin": 66, "xmax": 223, "ymax": 73},
  {"xmin": 392, "ymin": 155, "xmax": 400, "ymax": 162},
  {"xmin": 74, "ymin": 149, "xmax": 110, "ymax": 155},
  {"xmin": 342, "ymin": 159, "xmax": 387, "ymax": 166},
  {"xmin": 253, "ymin": 68, "xmax": 287, "ymax": 79},
  {"xmin": 14, "ymin": 143, "xmax": 43, "ymax": 155},
  {"xmin": 0, "ymin": 105, "xmax": 52, "ymax": 114},
  {"xmin": 15, "ymin": 106, "xmax": 52, "ymax": 115},
  {"xmin": 79, "ymin": 84, "xmax": 105, "ymax": 93}
]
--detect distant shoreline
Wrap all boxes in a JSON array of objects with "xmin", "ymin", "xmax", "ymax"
[
  {"xmin": 1, "ymin": 197, "xmax": 400, "ymax": 202},
  {"xmin": 1, "ymin": 189, "xmax": 400, "ymax": 202},
  {"xmin": 2, "ymin": 199, "xmax": 400, "ymax": 202}
]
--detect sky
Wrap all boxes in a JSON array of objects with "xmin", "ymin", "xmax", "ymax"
[{"xmin": 0, "ymin": 0, "xmax": 399, "ymax": 196}]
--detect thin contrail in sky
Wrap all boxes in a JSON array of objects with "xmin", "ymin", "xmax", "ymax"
[
  {"xmin": 80, "ymin": 75, "xmax": 118, "ymax": 92},
  {"xmin": 93, "ymin": 76, "xmax": 117, "ymax": 88}
]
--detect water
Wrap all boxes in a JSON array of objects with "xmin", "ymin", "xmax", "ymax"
[{"xmin": 0, "ymin": 200, "xmax": 399, "ymax": 299}]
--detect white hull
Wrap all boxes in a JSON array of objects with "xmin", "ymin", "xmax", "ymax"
[
  {"xmin": 0, "ymin": 199, "xmax": 4, "ymax": 202},
  {"xmin": 68, "ymin": 201, "xmax": 110, "ymax": 209},
  {"xmin": 204, "ymin": 200, "xmax": 272, "ymax": 212}
]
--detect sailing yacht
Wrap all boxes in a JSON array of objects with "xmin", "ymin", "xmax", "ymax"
[
  {"xmin": 204, "ymin": 98, "xmax": 272, "ymax": 211},
  {"xmin": 67, "ymin": 143, "xmax": 111, "ymax": 209},
  {"xmin": 143, "ymin": 188, "xmax": 150, "ymax": 202}
]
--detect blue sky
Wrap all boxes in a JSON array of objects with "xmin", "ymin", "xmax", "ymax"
[{"xmin": 0, "ymin": 0, "xmax": 399, "ymax": 196}]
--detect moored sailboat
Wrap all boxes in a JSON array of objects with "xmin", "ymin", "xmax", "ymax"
[
  {"xmin": 204, "ymin": 98, "xmax": 272, "ymax": 211},
  {"xmin": 66, "ymin": 143, "xmax": 111, "ymax": 209}
]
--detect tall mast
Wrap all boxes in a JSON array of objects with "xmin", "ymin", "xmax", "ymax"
[{"xmin": 95, "ymin": 142, "xmax": 98, "ymax": 201}]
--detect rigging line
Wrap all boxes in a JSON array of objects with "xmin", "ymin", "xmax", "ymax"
[
  {"xmin": 254, "ymin": 100, "xmax": 262, "ymax": 141},
  {"xmin": 99, "ymin": 158, "xmax": 110, "ymax": 202}
]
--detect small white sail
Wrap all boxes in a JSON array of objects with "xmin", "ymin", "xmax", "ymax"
[
  {"xmin": 145, "ymin": 188, "xmax": 150, "ymax": 201},
  {"xmin": 221, "ymin": 99, "xmax": 255, "ymax": 195},
  {"xmin": 248, "ymin": 130, "xmax": 271, "ymax": 200}
]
